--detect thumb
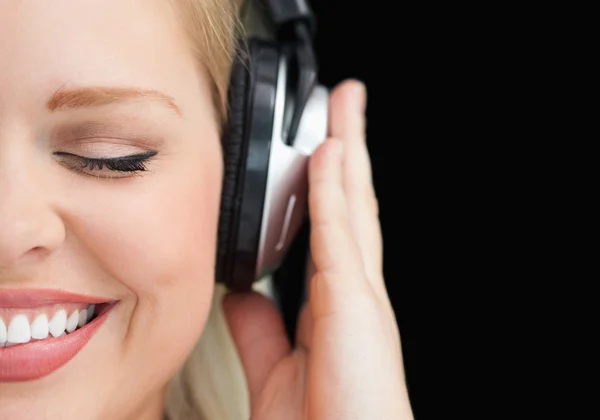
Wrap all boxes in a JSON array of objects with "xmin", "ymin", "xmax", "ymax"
[{"xmin": 222, "ymin": 291, "xmax": 291, "ymax": 407}]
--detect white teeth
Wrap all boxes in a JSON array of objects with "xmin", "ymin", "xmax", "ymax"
[
  {"xmin": 0, "ymin": 318, "xmax": 7, "ymax": 345},
  {"xmin": 66, "ymin": 310, "xmax": 79, "ymax": 333},
  {"xmin": 49, "ymin": 310, "xmax": 67, "ymax": 338},
  {"xmin": 31, "ymin": 314, "xmax": 50, "ymax": 340},
  {"xmin": 0, "ymin": 304, "xmax": 96, "ymax": 348},
  {"xmin": 7, "ymin": 314, "xmax": 31, "ymax": 343},
  {"xmin": 78, "ymin": 309, "xmax": 88, "ymax": 327}
]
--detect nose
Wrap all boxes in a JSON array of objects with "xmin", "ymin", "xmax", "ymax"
[{"xmin": 0, "ymin": 154, "xmax": 66, "ymax": 268}]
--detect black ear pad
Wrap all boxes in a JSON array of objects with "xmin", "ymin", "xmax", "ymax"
[
  {"xmin": 215, "ymin": 41, "xmax": 252, "ymax": 286},
  {"xmin": 216, "ymin": 38, "xmax": 281, "ymax": 290}
]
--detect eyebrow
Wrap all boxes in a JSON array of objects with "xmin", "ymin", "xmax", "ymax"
[{"xmin": 47, "ymin": 85, "xmax": 181, "ymax": 115}]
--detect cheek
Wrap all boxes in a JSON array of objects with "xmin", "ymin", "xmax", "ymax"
[{"xmin": 63, "ymin": 135, "xmax": 223, "ymax": 349}]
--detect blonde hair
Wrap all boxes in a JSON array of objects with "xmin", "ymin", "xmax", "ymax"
[
  {"xmin": 166, "ymin": 279, "xmax": 276, "ymax": 419},
  {"xmin": 165, "ymin": 284, "xmax": 250, "ymax": 419},
  {"xmin": 165, "ymin": 1, "xmax": 272, "ymax": 419},
  {"xmin": 171, "ymin": 0, "xmax": 240, "ymax": 125}
]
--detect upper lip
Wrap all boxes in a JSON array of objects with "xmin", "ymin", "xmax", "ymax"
[{"xmin": 0, "ymin": 289, "xmax": 110, "ymax": 308}]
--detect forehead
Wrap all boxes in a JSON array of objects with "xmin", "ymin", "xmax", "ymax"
[{"xmin": 0, "ymin": 0, "xmax": 199, "ymax": 114}]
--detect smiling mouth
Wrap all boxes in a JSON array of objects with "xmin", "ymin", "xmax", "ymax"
[
  {"xmin": 0, "ymin": 289, "xmax": 118, "ymax": 382},
  {"xmin": 0, "ymin": 302, "xmax": 113, "ymax": 348}
]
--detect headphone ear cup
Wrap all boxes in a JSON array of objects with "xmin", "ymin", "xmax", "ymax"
[
  {"xmin": 215, "ymin": 44, "xmax": 251, "ymax": 286},
  {"xmin": 217, "ymin": 39, "xmax": 283, "ymax": 290}
]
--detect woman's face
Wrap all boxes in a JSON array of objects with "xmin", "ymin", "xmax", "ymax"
[{"xmin": 0, "ymin": 0, "xmax": 222, "ymax": 418}]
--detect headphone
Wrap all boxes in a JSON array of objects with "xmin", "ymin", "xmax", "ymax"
[{"xmin": 215, "ymin": 0, "xmax": 328, "ymax": 291}]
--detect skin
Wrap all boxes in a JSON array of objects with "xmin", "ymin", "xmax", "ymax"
[
  {"xmin": 0, "ymin": 1, "xmax": 219, "ymax": 419},
  {"xmin": 0, "ymin": 0, "xmax": 413, "ymax": 419},
  {"xmin": 224, "ymin": 83, "xmax": 414, "ymax": 419}
]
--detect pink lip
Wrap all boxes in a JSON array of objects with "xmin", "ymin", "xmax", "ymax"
[
  {"xmin": 0, "ymin": 289, "xmax": 108, "ymax": 308},
  {"xmin": 0, "ymin": 302, "xmax": 116, "ymax": 382}
]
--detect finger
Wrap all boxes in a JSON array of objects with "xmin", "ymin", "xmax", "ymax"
[
  {"xmin": 295, "ymin": 303, "xmax": 313, "ymax": 352},
  {"xmin": 329, "ymin": 80, "xmax": 388, "ymax": 306},
  {"xmin": 329, "ymin": 79, "xmax": 367, "ymax": 144},
  {"xmin": 308, "ymin": 136, "xmax": 375, "ymax": 318},
  {"xmin": 222, "ymin": 292, "xmax": 291, "ymax": 407},
  {"xmin": 296, "ymin": 253, "xmax": 316, "ymax": 352}
]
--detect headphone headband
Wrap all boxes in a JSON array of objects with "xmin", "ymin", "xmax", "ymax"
[
  {"xmin": 259, "ymin": 0, "xmax": 318, "ymax": 145},
  {"xmin": 263, "ymin": 0, "xmax": 316, "ymax": 38}
]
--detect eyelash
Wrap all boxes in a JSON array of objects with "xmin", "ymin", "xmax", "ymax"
[{"xmin": 54, "ymin": 151, "xmax": 158, "ymax": 175}]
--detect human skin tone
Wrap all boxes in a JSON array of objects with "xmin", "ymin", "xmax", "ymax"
[
  {"xmin": 0, "ymin": 0, "xmax": 413, "ymax": 419},
  {"xmin": 224, "ymin": 81, "xmax": 414, "ymax": 419},
  {"xmin": 0, "ymin": 1, "xmax": 220, "ymax": 419}
]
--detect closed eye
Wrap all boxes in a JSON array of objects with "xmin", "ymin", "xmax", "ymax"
[{"xmin": 53, "ymin": 151, "xmax": 158, "ymax": 177}]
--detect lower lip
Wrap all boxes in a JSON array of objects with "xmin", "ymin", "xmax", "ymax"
[{"xmin": 0, "ymin": 303, "xmax": 115, "ymax": 382}]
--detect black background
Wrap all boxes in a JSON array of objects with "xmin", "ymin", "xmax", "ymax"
[
  {"xmin": 311, "ymin": 3, "xmax": 420, "ymax": 417},
  {"xmin": 275, "ymin": 1, "xmax": 421, "ymax": 417}
]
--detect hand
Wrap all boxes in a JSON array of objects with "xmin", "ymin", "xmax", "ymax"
[{"xmin": 223, "ymin": 80, "xmax": 413, "ymax": 419}]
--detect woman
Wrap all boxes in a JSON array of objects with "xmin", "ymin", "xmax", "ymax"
[{"xmin": 0, "ymin": 0, "xmax": 412, "ymax": 419}]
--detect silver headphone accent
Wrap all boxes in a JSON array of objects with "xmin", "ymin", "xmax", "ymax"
[{"xmin": 255, "ymin": 54, "xmax": 328, "ymax": 279}]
